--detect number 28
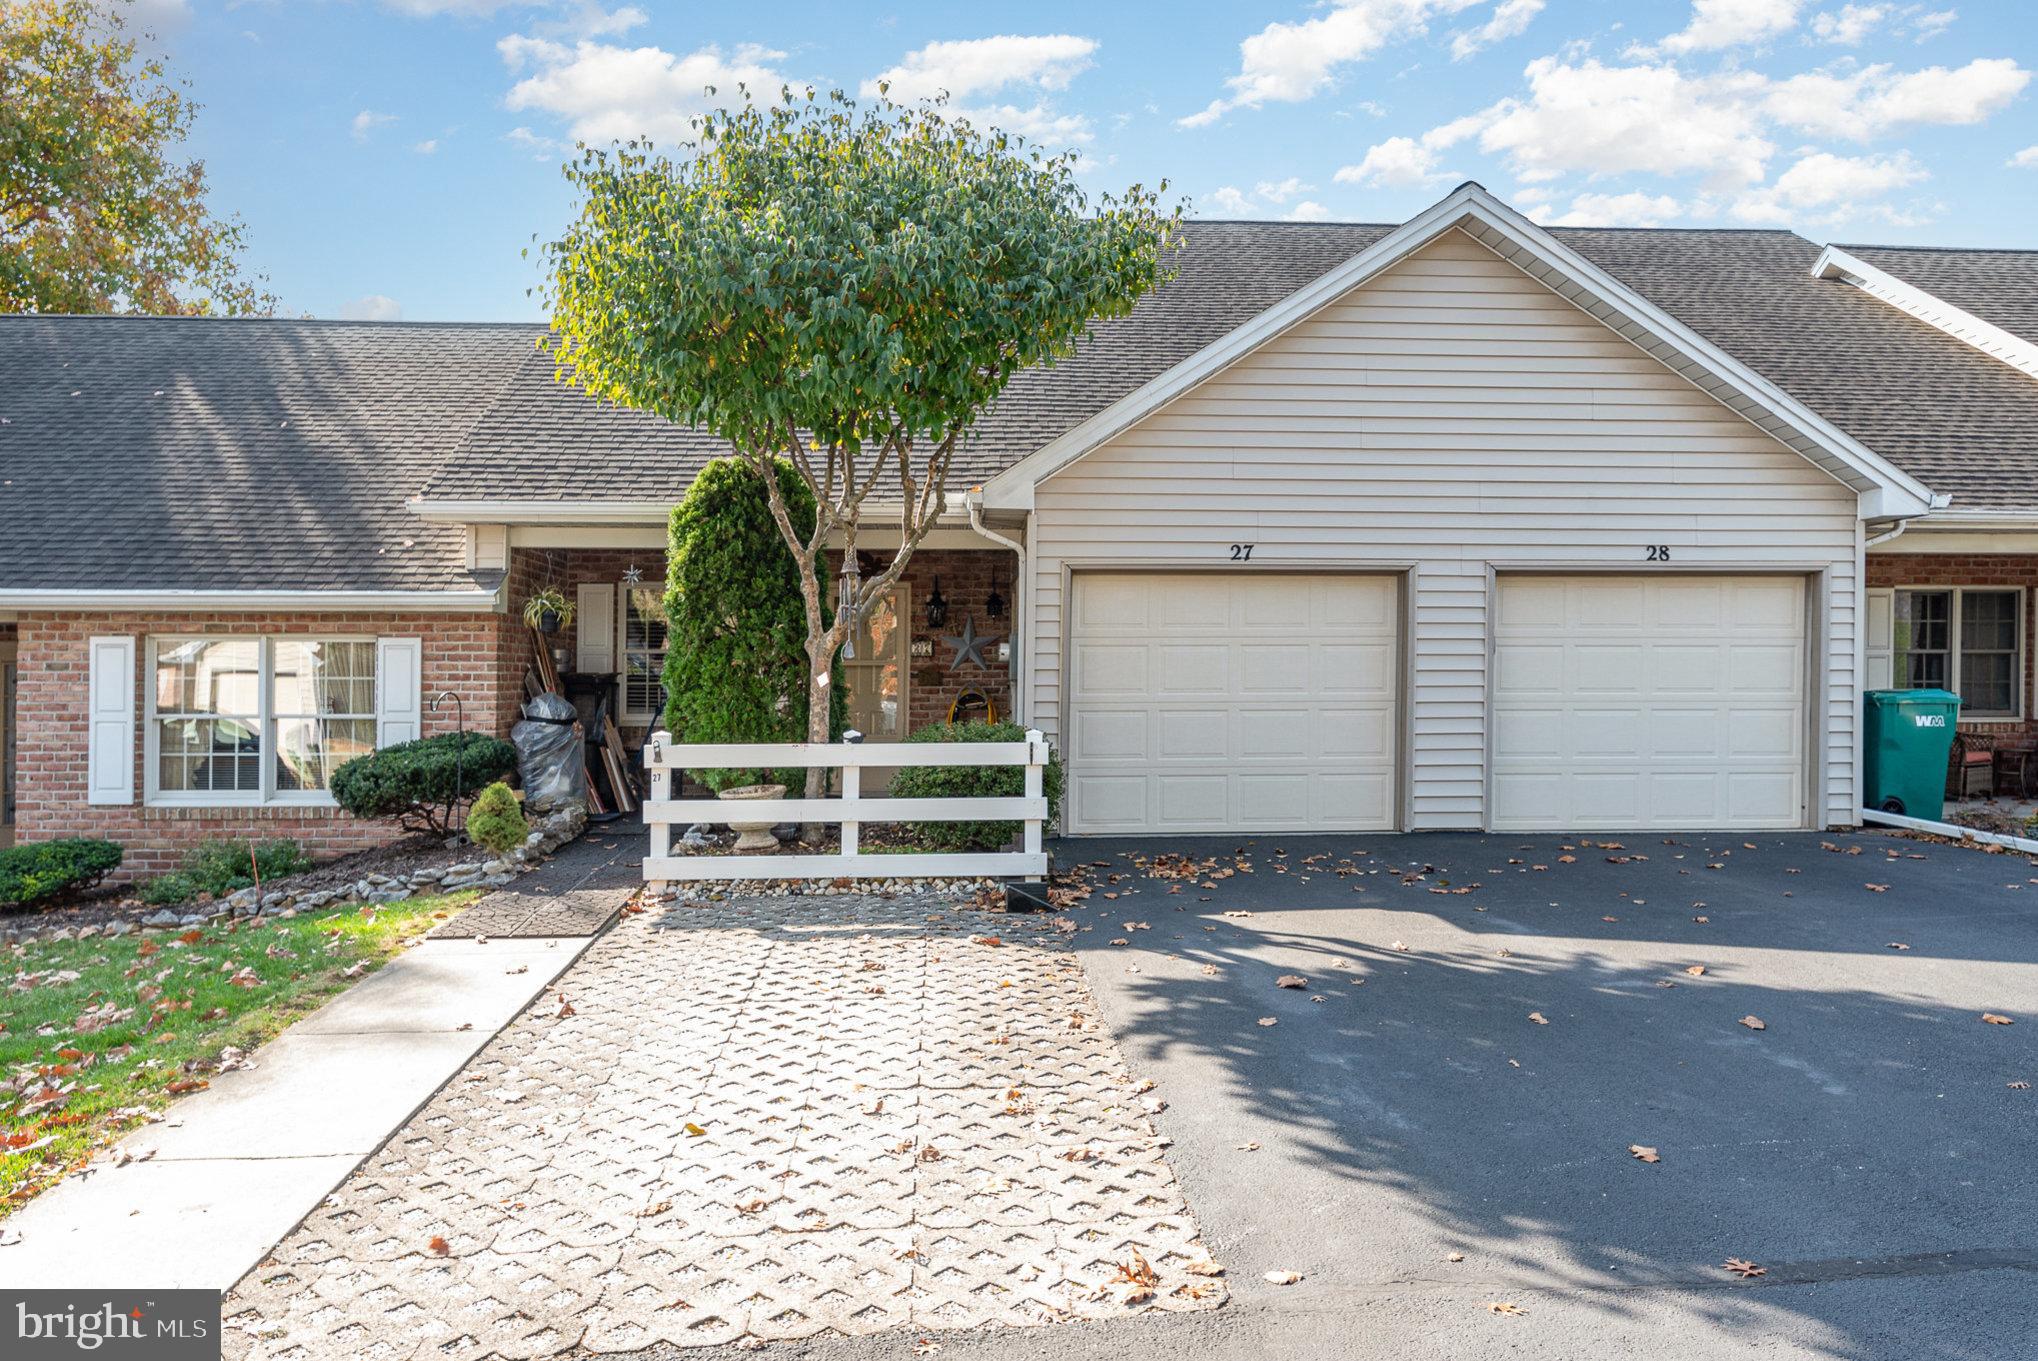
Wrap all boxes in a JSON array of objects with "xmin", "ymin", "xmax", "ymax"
[{"xmin": 1645, "ymin": 545, "xmax": 1671, "ymax": 562}]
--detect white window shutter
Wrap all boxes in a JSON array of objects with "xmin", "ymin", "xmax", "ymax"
[
  {"xmin": 376, "ymin": 637, "xmax": 424, "ymax": 748},
  {"xmin": 1865, "ymin": 588, "xmax": 1894, "ymax": 691},
  {"xmin": 86, "ymin": 635, "xmax": 135, "ymax": 805},
  {"xmin": 577, "ymin": 583, "xmax": 616, "ymax": 672}
]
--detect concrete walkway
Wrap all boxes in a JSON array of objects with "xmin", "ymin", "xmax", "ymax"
[{"xmin": 4, "ymin": 924, "xmax": 607, "ymax": 1290}]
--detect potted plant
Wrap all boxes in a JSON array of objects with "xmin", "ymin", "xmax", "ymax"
[{"xmin": 521, "ymin": 587, "xmax": 575, "ymax": 635}]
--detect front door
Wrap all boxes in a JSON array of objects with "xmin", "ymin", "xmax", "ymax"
[{"xmin": 844, "ymin": 586, "xmax": 910, "ymax": 742}]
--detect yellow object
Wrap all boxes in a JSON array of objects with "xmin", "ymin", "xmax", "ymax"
[{"xmin": 947, "ymin": 689, "xmax": 996, "ymax": 724}]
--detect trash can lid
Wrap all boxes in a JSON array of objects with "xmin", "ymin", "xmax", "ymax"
[{"xmin": 1865, "ymin": 687, "xmax": 1962, "ymax": 705}]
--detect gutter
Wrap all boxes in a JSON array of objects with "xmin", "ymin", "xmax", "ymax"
[
  {"xmin": 963, "ymin": 487, "xmax": 1028, "ymax": 725},
  {"xmin": 0, "ymin": 589, "xmax": 504, "ymax": 612}
]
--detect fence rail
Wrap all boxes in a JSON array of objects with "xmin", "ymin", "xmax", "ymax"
[{"xmin": 642, "ymin": 730, "xmax": 1049, "ymax": 882}]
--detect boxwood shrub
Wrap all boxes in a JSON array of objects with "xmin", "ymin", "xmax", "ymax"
[
  {"xmin": 331, "ymin": 731, "xmax": 518, "ymax": 835},
  {"xmin": 465, "ymin": 781, "xmax": 530, "ymax": 856},
  {"xmin": 0, "ymin": 838, "xmax": 124, "ymax": 909},
  {"xmin": 141, "ymin": 838, "xmax": 312, "ymax": 907},
  {"xmin": 886, "ymin": 721, "xmax": 1063, "ymax": 853}
]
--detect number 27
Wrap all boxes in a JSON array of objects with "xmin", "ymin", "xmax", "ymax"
[{"xmin": 1229, "ymin": 544, "xmax": 1254, "ymax": 561}]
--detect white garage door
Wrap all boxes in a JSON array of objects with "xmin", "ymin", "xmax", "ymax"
[
  {"xmin": 1066, "ymin": 573, "xmax": 1398, "ymax": 834},
  {"xmin": 1492, "ymin": 575, "xmax": 1808, "ymax": 830}
]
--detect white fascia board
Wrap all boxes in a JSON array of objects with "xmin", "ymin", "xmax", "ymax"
[
  {"xmin": 0, "ymin": 589, "xmax": 504, "ymax": 612},
  {"xmin": 982, "ymin": 182, "xmax": 1938, "ymax": 521},
  {"xmin": 1813, "ymin": 245, "xmax": 2038, "ymax": 383},
  {"xmin": 410, "ymin": 499, "xmax": 678, "ymax": 525}
]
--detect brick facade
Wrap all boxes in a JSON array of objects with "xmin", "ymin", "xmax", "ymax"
[
  {"xmin": 11, "ymin": 610, "xmax": 522, "ymax": 880},
  {"xmin": 1866, "ymin": 552, "xmax": 2038, "ymax": 743}
]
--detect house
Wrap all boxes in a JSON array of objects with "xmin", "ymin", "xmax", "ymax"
[{"xmin": 3, "ymin": 183, "xmax": 2035, "ymax": 876}]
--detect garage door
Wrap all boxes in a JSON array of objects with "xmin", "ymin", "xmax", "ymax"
[
  {"xmin": 1066, "ymin": 573, "xmax": 1398, "ymax": 833},
  {"xmin": 1492, "ymin": 575, "xmax": 1807, "ymax": 830}
]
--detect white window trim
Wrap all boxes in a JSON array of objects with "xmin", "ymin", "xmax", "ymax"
[
  {"xmin": 143, "ymin": 634, "xmax": 379, "ymax": 809},
  {"xmin": 1892, "ymin": 587, "xmax": 2026, "ymax": 722},
  {"xmin": 617, "ymin": 580, "xmax": 670, "ymax": 727}
]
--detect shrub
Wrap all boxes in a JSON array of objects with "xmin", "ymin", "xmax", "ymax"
[
  {"xmin": 141, "ymin": 838, "xmax": 312, "ymax": 907},
  {"xmin": 0, "ymin": 838, "xmax": 124, "ymax": 908},
  {"xmin": 887, "ymin": 722, "xmax": 1064, "ymax": 853},
  {"xmin": 330, "ymin": 731, "xmax": 518, "ymax": 835},
  {"xmin": 663, "ymin": 458, "xmax": 846, "ymax": 793},
  {"xmin": 466, "ymin": 781, "xmax": 530, "ymax": 856}
]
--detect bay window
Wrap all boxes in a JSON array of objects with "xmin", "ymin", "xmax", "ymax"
[
  {"xmin": 148, "ymin": 637, "xmax": 380, "ymax": 804},
  {"xmin": 1891, "ymin": 589, "xmax": 2024, "ymax": 720}
]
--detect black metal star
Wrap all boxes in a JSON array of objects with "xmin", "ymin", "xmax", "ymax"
[{"xmin": 942, "ymin": 615, "xmax": 998, "ymax": 670}]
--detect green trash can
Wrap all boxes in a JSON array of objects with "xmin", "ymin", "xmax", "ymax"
[{"xmin": 1863, "ymin": 688, "xmax": 1962, "ymax": 820}]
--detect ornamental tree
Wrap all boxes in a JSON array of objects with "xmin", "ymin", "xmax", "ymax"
[
  {"xmin": 541, "ymin": 86, "xmax": 1178, "ymax": 806},
  {"xmin": 663, "ymin": 456, "xmax": 844, "ymax": 792}
]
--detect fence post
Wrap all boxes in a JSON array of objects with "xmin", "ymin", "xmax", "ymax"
[
  {"xmin": 1023, "ymin": 728, "xmax": 1045, "ymax": 883},
  {"xmin": 840, "ymin": 730, "xmax": 861, "ymax": 858},
  {"xmin": 646, "ymin": 730, "xmax": 672, "ymax": 893}
]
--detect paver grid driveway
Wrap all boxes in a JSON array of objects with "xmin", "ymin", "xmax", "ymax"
[{"xmin": 222, "ymin": 895, "xmax": 1223, "ymax": 1359}]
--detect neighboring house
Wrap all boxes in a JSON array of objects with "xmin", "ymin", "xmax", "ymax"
[{"xmin": 3, "ymin": 183, "xmax": 2035, "ymax": 875}]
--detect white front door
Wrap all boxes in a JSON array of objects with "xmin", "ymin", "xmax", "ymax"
[
  {"xmin": 1491, "ymin": 574, "xmax": 1808, "ymax": 830},
  {"xmin": 1066, "ymin": 572, "xmax": 1399, "ymax": 834}
]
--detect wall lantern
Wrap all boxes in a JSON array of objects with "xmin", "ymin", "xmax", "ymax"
[
  {"xmin": 985, "ymin": 575, "xmax": 1007, "ymax": 620},
  {"xmin": 925, "ymin": 577, "xmax": 949, "ymax": 628}
]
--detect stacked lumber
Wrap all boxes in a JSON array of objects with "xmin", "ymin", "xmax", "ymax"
[{"xmin": 521, "ymin": 630, "xmax": 639, "ymax": 815}]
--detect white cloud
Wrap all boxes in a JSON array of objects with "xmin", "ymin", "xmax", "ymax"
[
  {"xmin": 504, "ymin": 125, "xmax": 563, "ymax": 158},
  {"xmin": 1450, "ymin": 0, "xmax": 1544, "ymax": 60},
  {"xmin": 864, "ymin": 35, "xmax": 1097, "ymax": 102},
  {"xmin": 1180, "ymin": 0, "xmax": 1484, "ymax": 127},
  {"xmin": 1655, "ymin": 0, "xmax": 1803, "ymax": 55},
  {"xmin": 1285, "ymin": 200, "xmax": 1332, "ymax": 221},
  {"xmin": 2012, "ymin": 145, "xmax": 2038, "ymax": 168},
  {"xmin": 1810, "ymin": 4, "xmax": 1889, "ymax": 43},
  {"xmin": 1765, "ymin": 58, "xmax": 2030, "ymax": 139},
  {"xmin": 1254, "ymin": 176, "xmax": 1315, "ymax": 203},
  {"xmin": 540, "ymin": 3, "xmax": 648, "ymax": 38},
  {"xmin": 351, "ymin": 109, "xmax": 398, "ymax": 140},
  {"xmin": 1730, "ymin": 149, "xmax": 1927, "ymax": 221},
  {"xmin": 498, "ymin": 35, "xmax": 789, "ymax": 145},
  {"xmin": 413, "ymin": 138, "xmax": 440, "ymax": 154},
  {"xmin": 380, "ymin": 0, "xmax": 521, "ymax": 14},
  {"xmin": 1333, "ymin": 135, "xmax": 1447, "ymax": 187},
  {"xmin": 1909, "ymin": 8, "xmax": 1956, "ymax": 40},
  {"xmin": 1207, "ymin": 185, "xmax": 1257, "ymax": 214},
  {"xmin": 1536, "ymin": 191, "xmax": 1684, "ymax": 226},
  {"xmin": 339, "ymin": 295, "xmax": 403, "ymax": 321},
  {"xmin": 127, "ymin": 0, "xmax": 191, "ymax": 34},
  {"xmin": 864, "ymin": 35, "xmax": 1100, "ymax": 146}
]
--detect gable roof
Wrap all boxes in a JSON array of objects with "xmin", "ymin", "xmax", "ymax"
[
  {"xmin": 0, "ymin": 316, "xmax": 533, "ymax": 598},
  {"xmin": 982, "ymin": 184, "xmax": 1936, "ymax": 517}
]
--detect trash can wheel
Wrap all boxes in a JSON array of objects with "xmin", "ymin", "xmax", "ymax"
[{"xmin": 1879, "ymin": 796, "xmax": 1906, "ymax": 815}]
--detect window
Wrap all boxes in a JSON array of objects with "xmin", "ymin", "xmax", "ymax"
[
  {"xmin": 1892, "ymin": 589, "xmax": 2024, "ymax": 719},
  {"xmin": 148, "ymin": 637, "xmax": 379, "ymax": 804},
  {"xmin": 619, "ymin": 585, "xmax": 669, "ymax": 726}
]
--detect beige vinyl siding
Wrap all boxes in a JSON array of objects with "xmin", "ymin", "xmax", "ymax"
[{"xmin": 1028, "ymin": 228, "xmax": 1862, "ymax": 829}]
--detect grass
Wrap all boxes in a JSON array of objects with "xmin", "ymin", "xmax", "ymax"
[{"xmin": 0, "ymin": 889, "xmax": 478, "ymax": 1216}]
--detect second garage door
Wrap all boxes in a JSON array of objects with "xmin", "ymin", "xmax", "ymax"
[
  {"xmin": 1491, "ymin": 574, "xmax": 1808, "ymax": 830},
  {"xmin": 1066, "ymin": 573, "xmax": 1399, "ymax": 834}
]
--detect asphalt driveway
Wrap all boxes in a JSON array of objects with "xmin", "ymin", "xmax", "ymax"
[{"xmin": 722, "ymin": 829, "xmax": 2036, "ymax": 1361}]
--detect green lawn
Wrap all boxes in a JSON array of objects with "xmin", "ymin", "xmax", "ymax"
[{"xmin": 0, "ymin": 890, "xmax": 477, "ymax": 1215}]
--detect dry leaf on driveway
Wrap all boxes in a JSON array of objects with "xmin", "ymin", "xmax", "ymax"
[
  {"xmin": 1684, "ymin": 965, "xmax": 1707, "ymax": 977},
  {"xmin": 1722, "ymin": 1257, "xmax": 1767, "ymax": 1278},
  {"xmin": 1275, "ymin": 975, "xmax": 1307, "ymax": 989},
  {"xmin": 1629, "ymin": 1144, "xmax": 1661, "ymax": 1163},
  {"xmin": 1263, "ymin": 1270, "xmax": 1303, "ymax": 1285},
  {"xmin": 1236, "ymin": 1140, "xmax": 1261, "ymax": 1151},
  {"xmin": 1982, "ymin": 1013, "xmax": 2016, "ymax": 1025},
  {"xmin": 1739, "ymin": 1015, "xmax": 1767, "ymax": 1031},
  {"xmin": 428, "ymin": 1235, "xmax": 451, "ymax": 1257},
  {"xmin": 1528, "ymin": 1012, "xmax": 1549, "ymax": 1025},
  {"xmin": 1887, "ymin": 942, "xmax": 1911, "ymax": 950},
  {"xmin": 1487, "ymin": 1301, "xmax": 1526, "ymax": 1315},
  {"xmin": 1257, "ymin": 1017, "xmax": 1278, "ymax": 1028},
  {"xmin": 1182, "ymin": 1257, "xmax": 1226, "ymax": 1277}
]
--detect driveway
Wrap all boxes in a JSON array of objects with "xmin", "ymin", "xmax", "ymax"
[{"xmin": 701, "ymin": 829, "xmax": 2036, "ymax": 1361}]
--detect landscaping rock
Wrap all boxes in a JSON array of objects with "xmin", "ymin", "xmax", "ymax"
[
  {"xmin": 142, "ymin": 909, "xmax": 180, "ymax": 928},
  {"xmin": 103, "ymin": 921, "xmax": 132, "ymax": 938},
  {"xmin": 772, "ymin": 823, "xmax": 799, "ymax": 843}
]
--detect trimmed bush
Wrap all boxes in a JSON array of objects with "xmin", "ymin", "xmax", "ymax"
[
  {"xmin": 0, "ymin": 838, "xmax": 124, "ymax": 909},
  {"xmin": 141, "ymin": 838, "xmax": 312, "ymax": 907},
  {"xmin": 331, "ymin": 731, "xmax": 518, "ymax": 835},
  {"xmin": 887, "ymin": 722, "xmax": 1064, "ymax": 853},
  {"xmin": 663, "ymin": 457, "xmax": 844, "ymax": 793},
  {"xmin": 466, "ymin": 781, "xmax": 530, "ymax": 856}
]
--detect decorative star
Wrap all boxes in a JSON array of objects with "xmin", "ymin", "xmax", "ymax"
[
  {"xmin": 621, "ymin": 563, "xmax": 644, "ymax": 587},
  {"xmin": 942, "ymin": 615, "xmax": 998, "ymax": 670}
]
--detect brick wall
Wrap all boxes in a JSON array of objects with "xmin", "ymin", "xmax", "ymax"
[
  {"xmin": 12, "ymin": 609, "xmax": 519, "ymax": 880},
  {"xmin": 1866, "ymin": 552, "xmax": 2038, "ymax": 742}
]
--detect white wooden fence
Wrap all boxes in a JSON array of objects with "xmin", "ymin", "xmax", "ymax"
[{"xmin": 642, "ymin": 730, "xmax": 1050, "ymax": 882}]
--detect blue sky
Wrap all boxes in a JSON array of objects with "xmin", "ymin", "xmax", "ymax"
[{"xmin": 134, "ymin": 0, "xmax": 2037, "ymax": 321}]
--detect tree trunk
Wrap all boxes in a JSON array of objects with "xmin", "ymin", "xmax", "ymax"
[{"xmin": 801, "ymin": 639, "xmax": 832, "ymax": 843}]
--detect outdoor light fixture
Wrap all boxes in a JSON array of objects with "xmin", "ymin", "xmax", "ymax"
[
  {"xmin": 925, "ymin": 576, "xmax": 948, "ymax": 628},
  {"xmin": 985, "ymin": 575, "xmax": 1006, "ymax": 620}
]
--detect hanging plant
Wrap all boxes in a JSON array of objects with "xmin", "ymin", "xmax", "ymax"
[{"xmin": 521, "ymin": 587, "xmax": 576, "ymax": 634}]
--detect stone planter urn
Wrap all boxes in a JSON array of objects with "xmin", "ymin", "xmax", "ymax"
[{"xmin": 717, "ymin": 783, "xmax": 787, "ymax": 852}]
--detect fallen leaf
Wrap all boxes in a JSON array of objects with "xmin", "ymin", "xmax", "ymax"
[
  {"xmin": 1865, "ymin": 883, "xmax": 1889, "ymax": 893},
  {"xmin": 1739, "ymin": 1015, "xmax": 1767, "ymax": 1031},
  {"xmin": 428, "ymin": 1235, "xmax": 451, "ymax": 1257},
  {"xmin": 1446, "ymin": 1252, "xmax": 1466, "ymax": 1263},
  {"xmin": 1722, "ymin": 1257, "xmax": 1766, "ymax": 1278},
  {"xmin": 1684, "ymin": 965, "xmax": 1707, "ymax": 977},
  {"xmin": 684, "ymin": 1121, "xmax": 707, "ymax": 1137},
  {"xmin": 1528, "ymin": 1012, "xmax": 1548, "ymax": 1025},
  {"xmin": 1275, "ymin": 974, "xmax": 1307, "ymax": 989},
  {"xmin": 1487, "ymin": 1301, "xmax": 1526, "ymax": 1315},
  {"xmin": 1257, "ymin": 1017, "xmax": 1278, "ymax": 1027},
  {"xmin": 1982, "ymin": 1013, "xmax": 2015, "ymax": 1025},
  {"xmin": 1263, "ymin": 1270, "xmax": 1303, "ymax": 1285},
  {"xmin": 2007, "ymin": 1081, "xmax": 2030, "ymax": 1090},
  {"xmin": 913, "ymin": 1341, "xmax": 941, "ymax": 1357},
  {"xmin": 1887, "ymin": 942, "xmax": 1910, "ymax": 950},
  {"xmin": 1236, "ymin": 1140, "xmax": 1261, "ymax": 1151},
  {"xmin": 1182, "ymin": 1257, "xmax": 1225, "ymax": 1277}
]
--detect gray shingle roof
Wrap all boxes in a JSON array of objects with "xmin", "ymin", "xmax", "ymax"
[
  {"xmin": 1836, "ymin": 243, "xmax": 2038, "ymax": 344},
  {"xmin": 7, "ymin": 219, "xmax": 2038, "ymax": 598},
  {"xmin": 0, "ymin": 317, "xmax": 539, "ymax": 592}
]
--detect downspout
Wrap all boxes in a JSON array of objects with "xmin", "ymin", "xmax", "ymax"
[{"xmin": 964, "ymin": 487, "xmax": 1027, "ymax": 725}]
